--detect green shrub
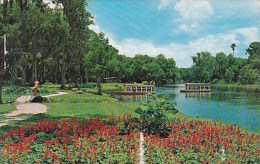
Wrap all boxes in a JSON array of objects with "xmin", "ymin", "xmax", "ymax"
[
  {"xmin": 142, "ymin": 81, "xmax": 149, "ymax": 85},
  {"xmin": 43, "ymin": 81, "xmax": 54, "ymax": 85},
  {"xmin": 39, "ymin": 87, "xmax": 50, "ymax": 94},
  {"xmin": 4, "ymin": 85, "xmax": 21, "ymax": 93},
  {"xmin": 135, "ymin": 95, "xmax": 178, "ymax": 137}
]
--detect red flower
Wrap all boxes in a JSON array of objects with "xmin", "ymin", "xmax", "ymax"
[
  {"xmin": 44, "ymin": 150, "xmax": 49, "ymax": 159},
  {"xmin": 44, "ymin": 140, "xmax": 52, "ymax": 146},
  {"xmin": 52, "ymin": 152, "xmax": 59, "ymax": 160}
]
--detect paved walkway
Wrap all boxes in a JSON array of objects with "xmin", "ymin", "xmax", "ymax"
[
  {"xmin": 0, "ymin": 92, "xmax": 67, "ymax": 127},
  {"xmin": 139, "ymin": 132, "xmax": 144, "ymax": 164}
]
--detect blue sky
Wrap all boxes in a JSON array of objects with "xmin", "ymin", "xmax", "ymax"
[{"xmin": 86, "ymin": 0, "xmax": 260, "ymax": 68}]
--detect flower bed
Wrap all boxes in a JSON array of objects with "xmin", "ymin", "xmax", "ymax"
[
  {"xmin": 0, "ymin": 116, "xmax": 140, "ymax": 163},
  {"xmin": 144, "ymin": 118, "xmax": 260, "ymax": 163},
  {"xmin": 0, "ymin": 116, "xmax": 259, "ymax": 163}
]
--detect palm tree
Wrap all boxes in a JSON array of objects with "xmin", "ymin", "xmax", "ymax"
[{"xmin": 231, "ymin": 43, "xmax": 236, "ymax": 56}]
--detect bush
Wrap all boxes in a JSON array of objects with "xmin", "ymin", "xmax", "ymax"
[
  {"xmin": 4, "ymin": 85, "xmax": 21, "ymax": 93},
  {"xmin": 218, "ymin": 80, "xmax": 226, "ymax": 84},
  {"xmin": 135, "ymin": 95, "xmax": 178, "ymax": 137},
  {"xmin": 43, "ymin": 81, "xmax": 54, "ymax": 85},
  {"xmin": 142, "ymin": 81, "xmax": 149, "ymax": 85},
  {"xmin": 39, "ymin": 87, "xmax": 50, "ymax": 94}
]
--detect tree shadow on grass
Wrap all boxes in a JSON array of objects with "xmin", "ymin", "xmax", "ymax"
[{"xmin": 0, "ymin": 113, "xmax": 111, "ymax": 133}]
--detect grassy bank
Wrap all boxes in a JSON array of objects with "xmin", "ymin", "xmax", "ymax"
[
  {"xmin": 0, "ymin": 104, "xmax": 16, "ymax": 114},
  {"xmin": 212, "ymin": 84, "xmax": 260, "ymax": 92}
]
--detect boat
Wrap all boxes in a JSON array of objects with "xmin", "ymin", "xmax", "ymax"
[
  {"xmin": 180, "ymin": 83, "xmax": 211, "ymax": 92},
  {"xmin": 114, "ymin": 84, "xmax": 156, "ymax": 95}
]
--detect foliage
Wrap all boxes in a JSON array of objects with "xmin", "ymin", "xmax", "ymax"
[
  {"xmin": 135, "ymin": 95, "xmax": 178, "ymax": 136},
  {"xmin": 190, "ymin": 52, "xmax": 215, "ymax": 83},
  {"xmin": 85, "ymin": 32, "xmax": 113, "ymax": 95},
  {"xmin": 246, "ymin": 42, "xmax": 260, "ymax": 60},
  {"xmin": 185, "ymin": 49, "xmax": 259, "ymax": 84},
  {"xmin": 239, "ymin": 66, "xmax": 259, "ymax": 84},
  {"xmin": 142, "ymin": 81, "xmax": 149, "ymax": 85},
  {"xmin": 230, "ymin": 43, "xmax": 236, "ymax": 56}
]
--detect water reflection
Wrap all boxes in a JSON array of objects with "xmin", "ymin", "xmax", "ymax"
[{"xmin": 183, "ymin": 92, "xmax": 212, "ymax": 100}]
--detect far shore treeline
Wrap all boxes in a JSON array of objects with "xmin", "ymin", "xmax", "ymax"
[{"xmin": 0, "ymin": 1, "xmax": 259, "ymax": 98}]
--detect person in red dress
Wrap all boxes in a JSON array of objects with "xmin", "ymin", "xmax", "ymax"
[{"xmin": 33, "ymin": 79, "xmax": 39, "ymax": 96}]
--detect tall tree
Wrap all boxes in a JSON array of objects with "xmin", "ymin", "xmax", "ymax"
[
  {"xmin": 85, "ymin": 32, "xmax": 111, "ymax": 95},
  {"xmin": 230, "ymin": 43, "xmax": 236, "ymax": 56},
  {"xmin": 246, "ymin": 42, "xmax": 260, "ymax": 60},
  {"xmin": 53, "ymin": 0, "xmax": 92, "ymax": 89},
  {"xmin": 190, "ymin": 52, "xmax": 214, "ymax": 83},
  {"xmin": 214, "ymin": 52, "xmax": 228, "ymax": 80}
]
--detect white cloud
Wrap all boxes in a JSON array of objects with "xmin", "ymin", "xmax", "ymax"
[
  {"xmin": 179, "ymin": 23, "xmax": 198, "ymax": 32},
  {"xmin": 175, "ymin": 0, "xmax": 213, "ymax": 21},
  {"xmin": 105, "ymin": 27, "xmax": 258, "ymax": 68},
  {"xmin": 250, "ymin": 0, "xmax": 260, "ymax": 11},
  {"xmin": 159, "ymin": 0, "xmax": 171, "ymax": 9},
  {"xmin": 233, "ymin": 27, "xmax": 260, "ymax": 45},
  {"xmin": 188, "ymin": 34, "xmax": 238, "ymax": 56}
]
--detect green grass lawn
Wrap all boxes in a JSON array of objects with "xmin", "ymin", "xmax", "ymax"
[{"xmin": 0, "ymin": 104, "xmax": 16, "ymax": 114}]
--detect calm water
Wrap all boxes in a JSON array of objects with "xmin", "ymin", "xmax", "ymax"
[{"xmin": 115, "ymin": 86, "xmax": 260, "ymax": 133}]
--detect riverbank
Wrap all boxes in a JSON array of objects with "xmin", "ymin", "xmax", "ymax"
[{"xmin": 212, "ymin": 84, "xmax": 260, "ymax": 92}]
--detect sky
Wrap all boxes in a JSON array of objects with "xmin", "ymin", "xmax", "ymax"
[{"xmin": 86, "ymin": 0, "xmax": 260, "ymax": 68}]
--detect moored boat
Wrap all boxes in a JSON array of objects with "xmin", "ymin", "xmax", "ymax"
[
  {"xmin": 180, "ymin": 83, "xmax": 211, "ymax": 92},
  {"xmin": 114, "ymin": 84, "xmax": 156, "ymax": 95}
]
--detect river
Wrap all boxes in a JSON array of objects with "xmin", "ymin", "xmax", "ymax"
[{"xmin": 115, "ymin": 85, "xmax": 260, "ymax": 133}]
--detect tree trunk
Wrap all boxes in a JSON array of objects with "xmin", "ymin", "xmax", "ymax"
[
  {"xmin": 97, "ymin": 76, "xmax": 102, "ymax": 95},
  {"xmin": 34, "ymin": 58, "xmax": 37, "ymax": 80},
  {"xmin": 0, "ymin": 80, "xmax": 3, "ymax": 104},
  {"xmin": 22, "ymin": 69, "xmax": 27, "ymax": 86},
  {"xmin": 31, "ymin": 57, "xmax": 37, "ymax": 84},
  {"xmin": 60, "ymin": 63, "xmax": 67, "ymax": 89}
]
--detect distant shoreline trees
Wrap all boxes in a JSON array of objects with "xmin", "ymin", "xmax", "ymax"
[{"xmin": 180, "ymin": 42, "xmax": 260, "ymax": 84}]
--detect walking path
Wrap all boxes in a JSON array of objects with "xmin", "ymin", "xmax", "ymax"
[
  {"xmin": 0, "ymin": 92, "xmax": 67, "ymax": 127},
  {"xmin": 139, "ymin": 132, "xmax": 144, "ymax": 164}
]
